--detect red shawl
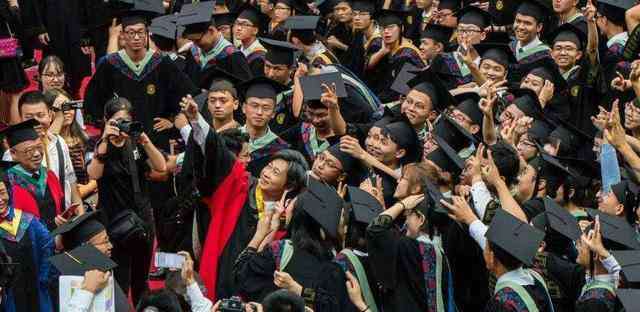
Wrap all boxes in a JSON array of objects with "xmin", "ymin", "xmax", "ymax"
[
  {"xmin": 11, "ymin": 170, "xmax": 63, "ymax": 218},
  {"xmin": 199, "ymin": 160, "xmax": 250, "ymax": 300}
]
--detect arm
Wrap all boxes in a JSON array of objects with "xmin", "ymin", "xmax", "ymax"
[
  {"xmin": 140, "ymin": 133, "xmax": 167, "ymax": 173},
  {"xmin": 292, "ymin": 65, "xmax": 306, "ymax": 119},
  {"xmin": 481, "ymin": 146, "xmax": 528, "ymax": 222},
  {"xmin": 585, "ymin": 1, "xmax": 599, "ymax": 66},
  {"xmin": 480, "ymin": 96, "xmax": 498, "ymax": 145},
  {"xmin": 367, "ymin": 47, "xmax": 389, "ymax": 70},
  {"xmin": 86, "ymin": 120, "xmax": 121, "ymax": 180}
]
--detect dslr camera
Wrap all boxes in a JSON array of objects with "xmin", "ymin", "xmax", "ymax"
[
  {"xmin": 61, "ymin": 100, "xmax": 83, "ymax": 111},
  {"xmin": 115, "ymin": 119, "xmax": 144, "ymax": 137},
  {"xmin": 219, "ymin": 296, "xmax": 245, "ymax": 312}
]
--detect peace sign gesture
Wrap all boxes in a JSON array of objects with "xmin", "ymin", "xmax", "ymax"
[
  {"xmin": 478, "ymin": 90, "xmax": 497, "ymax": 117},
  {"xmin": 320, "ymin": 82, "xmax": 339, "ymax": 109}
]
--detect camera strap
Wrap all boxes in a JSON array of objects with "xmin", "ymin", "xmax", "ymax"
[
  {"xmin": 126, "ymin": 142, "xmax": 142, "ymax": 196},
  {"xmin": 55, "ymin": 138, "xmax": 66, "ymax": 206}
]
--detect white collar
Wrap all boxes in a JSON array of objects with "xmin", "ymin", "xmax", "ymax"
[
  {"xmin": 240, "ymin": 38, "xmax": 262, "ymax": 57},
  {"xmin": 352, "ymin": 249, "xmax": 368, "ymax": 257},
  {"xmin": 496, "ymin": 267, "xmax": 534, "ymax": 286},
  {"xmin": 588, "ymin": 273, "xmax": 618, "ymax": 286},
  {"xmin": 607, "ymin": 32, "xmax": 629, "ymax": 49},
  {"xmin": 516, "ymin": 37, "xmax": 542, "ymax": 52}
]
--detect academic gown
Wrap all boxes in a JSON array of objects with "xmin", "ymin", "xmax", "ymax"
[
  {"xmin": 233, "ymin": 239, "xmax": 354, "ymax": 312},
  {"xmin": 6, "ymin": 167, "xmax": 64, "ymax": 231},
  {"xmin": 532, "ymin": 252, "xmax": 586, "ymax": 312},
  {"xmin": 575, "ymin": 279, "xmax": 620, "ymax": 312},
  {"xmin": 366, "ymin": 215, "xmax": 456, "ymax": 312},
  {"xmin": 334, "ymin": 249, "xmax": 382, "ymax": 311},
  {"xmin": 328, "ymin": 22, "xmax": 354, "ymax": 65},
  {"xmin": 245, "ymin": 131, "xmax": 290, "ymax": 178},
  {"xmin": 267, "ymin": 22, "xmax": 288, "ymax": 41},
  {"xmin": 368, "ymin": 41, "xmax": 425, "ymax": 103},
  {"xmin": 484, "ymin": 272, "xmax": 554, "ymax": 312},
  {"xmin": 509, "ymin": 40, "xmax": 552, "ymax": 83},
  {"xmin": 344, "ymin": 31, "xmax": 383, "ymax": 80},
  {"xmin": 596, "ymin": 35, "xmax": 633, "ymax": 111},
  {"xmin": 564, "ymin": 59, "xmax": 599, "ymax": 137},
  {"xmin": 438, "ymin": 52, "xmax": 475, "ymax": 87},
  {"xmin": 0, "ymin": 2, "xmax": 27, "ymax": 93},
  {"xmin": 269, "ymin": 89, "xmax": 300, "ymax": 136},
  {"xmin": 183, "ymin": 120, "xmax": 257, "ymax": 301},
  {"xmin": 84, "ymin": 50, "xmax": 199, "ymax": 149},
  {"xmin": 0, "ymin": 210, "xmax": 53, "ymax": 312},
  {"xmin": 190, "ymin": 40, "xmax": 253, "ymax": 88}
]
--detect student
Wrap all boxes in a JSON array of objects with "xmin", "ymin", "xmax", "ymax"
[
  {"xmin": 285, "ymin": 15, "xmax": 339, "ymax": 68},
  {"xmin": 509, "ymin": 0, "xmax": 553, "ymax": 79},
  {"xmin": 235, "ymin": 5, "xmax": 268, "ymax": 77}
]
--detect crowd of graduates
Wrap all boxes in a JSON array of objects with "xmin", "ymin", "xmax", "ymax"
[{"xmin": 1, "ymin": 0, "xmax": 640, "ymax": 311}]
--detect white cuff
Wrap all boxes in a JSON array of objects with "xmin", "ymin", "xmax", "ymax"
[
  {"xmin": 68, "ymin": 288, "xmax": 95, "ymax": 312},
  {"xmin": 180, "ymin": 124, "xmax": 192, "ymax": 143},
  {"xmin": 470, "ymin": 181, "xmax": 492, "ymax": 219},
  {"xmin": 469, "ymin": 220, "xmax": 488, "ymax": 250},
  {"xmin": 186, "ymin": 282, "xmax": 213, "ymax": 312},
  {"xmin": 602, "ymin": 254, "xmax": 621, "ymax": 275}
]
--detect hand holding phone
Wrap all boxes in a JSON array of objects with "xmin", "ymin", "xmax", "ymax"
[
  {"xmin": 60, "ymin": 203, "xmax": 80, "ymax": 220},
  {"xmin": 154, "ymin": 252, "xmax": 185, "ymax": 269}
]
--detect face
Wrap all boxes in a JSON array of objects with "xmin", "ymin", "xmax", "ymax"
[
  {"xmin": 238, "ymin": 142, "xmax": 250, "ymax": 165},
  {"xmin": 551, "ymin": 41, "xmax": 582, "ymax": 70},
  {"xmin": 366, "ymin": 128, "xmax": 403, "ymax": 165},
  {"xmin": 499, "ymin": 104, "xmax": 526, "ymax": 125},
  {"xmin": 404, "ymin": 211, "xmax": 425, "ymax": 238},
  {"xmin": 21, "ymin": 102, "xmax": 52, "ymax": 137},
  {"xmin": 307, "ymin": 106, "xmax": 330, "ymax": 131},
  {"xmin": 419, "ymin": 38, "xmax": 442, "ymax": 62},
  {"xmin": 450, "ymin": 109, "xmax": 479, "ymax": 134},
  {"xmin": 553, "ymin": 0, "xmax": 578, "ymax": 13},
  {"xmin": 0, "ymin": 182, "xmax": 8, "ymax": 216},
  {"xmin": 520, "ymin": 73, "xmax": 545, "ymax": 95},
  {"xmin": 185, "ymin": 27, "xmax": 218, "ymax": 51},
  {"xmin": 382, "ymin": 24, "xmax": 401, "ymax": 45},
  {"xmin": 516, "ymin": 164, "xmax": 537, "ymax": 202},
  {"xmin": 264, "ymin": 60, "xmax": 293, "ymax": 85},
  {"xmin": 273, "ymin": 3, "xmax": 292, "ymax": 23},
  {"xmin": 352, "ymin": 10, "xmax": 372, "ymax": 30},
  {"xmin": 242, "ymin": 97, "xmax": 276, "ymax": 128},
  {"xmin": 393, "ymin": 169, "xmax": 420, "ymax": 200},
  {"xmin": 401, "ymin": 90, "xmax": 433, "ymax": 127},
  {"xmin": 597, "ymin": 190, "xmax": 623, "ymax": 217},
  {"xmin": 516, "ymin": 134, "xmax": 538, "ymax": 161},
  {"xmin": 208, "ymin": 90, "xmax": 238, "ymax": 121},
  {"xmin": 88, "ymin": 230, "xmax": 113, "ymax": 258},
  {"xmin": 311, "ymin": 151, "xmax": 343, "ymax": 184},
  {"xmin": 334, "ymin": 2, "xmax": 353, "ymax": 23},
  {"xmin": 257, "ymin": 0, "xmax": 273, "ymax": 14},
  {"xmin": 415, "ymin": 0, "xmax": 433, "ymax": 9},
  {"xmin": 40, "ymin": 63, "xmax": 65, "ymax": 91},
  {"xmin": 258, "ymin": 158, "xmax": 289, "ymax": 194},
  {"xmin": 234, "ymin": 18, "xmax": 258, "ymax": 41},
  {"xmin": 513, "ymin": 14, "xmax": 541, "ymax": 44},
  {"xmin": 10, "ymin": 139, "xmax": 44, "ymax": 172},
  {"xmin": 457, "ymin": 23, "xmax": 486, "ymax": 45},
  {"xmin": 57, "ymin": 95, "xmax": 75, "ymax": 127},
  {"xmin": 217, "ymin": 24, "xmax": 232, "ymax": 40},
  {"xmin": 123, "ymin": 23, "xmax": 148, "ymax": 51},
  {"xmin": 479, "ymin": 59, "xmax": 507, "ymax": 83},
  {"xmin": 437, "ymin": 9, "xmax": 457, "ymax": 28}
]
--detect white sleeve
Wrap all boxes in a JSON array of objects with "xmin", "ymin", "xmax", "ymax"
[
  {"xmin": 186, "ymin": 282, "xmax": 213, "ymax": 312},
  {"xmin": 189, "ymin": 114, "xmax": 210, "ymax": 154},
  {"xmin": 602, "ymin": 254, "xmax": 621, "ymax": 275},
  {"xmin": 180, "ymin": 124, "xmax": 192, "ymax": 144},
  {"xmin": 469, "ymin": 220, "xmax": 488, "ymax": 250},
  {"xmin": 66, "ymin": 289, "xmax": 95, "ymax": 312},
  {"xmin": 471, "ymin": 181, "xmax": 492, "ymax": 220}
]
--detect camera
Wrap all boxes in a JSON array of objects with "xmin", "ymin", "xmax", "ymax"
[
  {"xmin": 219, "ymin": 296, "xmax": 245, "ymax": 312},
  {"xmin": 61, "ymin": 100, "xmax": 83, "ymax": 111},
  {"xmin": 115, "ymin": 119, "xmax": 144, "ymax": 137}
]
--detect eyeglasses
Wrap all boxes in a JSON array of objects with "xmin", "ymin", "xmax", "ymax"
[
  {"xmin": 274, "ymin": 5, "xmax": 291, "ymax": 10},
  {"xmin": 316, "ymin": 153, "xmax": 342, "ymax": 171},
  {"xmin": 234, "ymin": 21, "xmax": 255, "ymax": 28},
  {"xmin": 353, "ymin": 11, "xmax": 370, "ymax": 17},
  {"xmin": 14, "ymin": 144, "xmax": 44, "ymax": 157},
  {"xmin": 124, "ymin": 30, "xmax": 147, "ymax": 38},
  {"xmin": 457, "ymin": 27, "xmax": 482, "ymax": 34},
  {"xmin": 552, "ymin": 45, "xmax": 578, "ymax": 53},
  {"xmin": 42, "ymin": 72, "xmax": 65, "ymax": 80}
]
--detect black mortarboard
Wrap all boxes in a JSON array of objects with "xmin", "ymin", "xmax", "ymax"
[
  {"xmin": 351, "ymin": 0, "xmax": 376, "ymax": 13},
  {"xmin": 548, "ymin": 23, "xmax": 586, "ymax": 51},
  {"xmin": 1, "ymin": 119, "xmax": 39, "ymax": 147},
  {"xmin": 616, "ymin": 289, "xmax": 640, "ymax": 312},
  {"xmin": 586, "ymin": 208, "xmax": 640, "ymax": 250},
  {"xmin": 420, "ymin": 24, "xmax": 454, "ymax": 45},
  {"xmin": 475, "ymin": 43, "xmax": 516, "ymax": 69},
  {"xmin": 548, "ymin": 118, "xmax": 594, "ymax": 157},
  {"xmin": 433, "ymin": 115, "xmax": 478, "ymax": 151},
  {"xmin": 510, "ymin": 88, "xmax": 543, "ymax": 119},
  {"xmin": 237, "ymin": 4, "xmax": 265, "ymax": 27},
  {"xmin": 149, "ymin": 15, "xmax": 178, "ymax": 40},
  {"xmin": 427, "ymin": 135, "xmax": 465, "ymax": 174},
  {"xmin": 49, "ymin": 244, "xmax": 118, "ymax": 275},
  {"xmin": 422, "ymin": 179, "xmax": 449, "ymax": 220},
  {"xmin": 390, "ymin": 63, "xmax": 419, "ymax": 95},
  {"xmin": 260, "ymin": 37, "xmax": 299, "ymax": 66},
  {"xmin": 51, "ymin": 211, "xmax": 107, "ymax": 250},
  {"xmin": 456, "ymin": 6, "xmax": 492, "ymax": 29},
  {"xmin": 516, "ymin": 0, "xmax": 552, "ymax": 22},
  {"xmin": 610, "ymin": 180, "xmax": 638, "ymax": 217},
  {"xmin": 611, "ymin": 250, "xmax": 640, "ymax": 283},
  {"xmin": 300, "ymin": 72, "xmax": 348, "ymax": 101},
  {"xmin": 485, "ymin": 208, "xmax": 545, "ymax": 266},
  {"xmin": 597, "ymin": 0, "xmax": 635, "ymax": 25},
  {"xmin": 543, "ymin": 197, "xmax": 582, "ymax": 241},
  {"xmin": 382, "ymin": 118, "xmax": 421, "ymax": 163},
  {"xmin": 346, "ymin": 186, "xmax": 383, "ymax": 224},
  {"xmin": 527, "ymin": 119, "xmax": 553, "ymax": 143},
  {"xmin": 489, "ymin": 0, "xmax": 519, "ymax": 26},
  {"xmin": 326, "ymin": 143, "xmax": 358, "ymax": 174},
  {"xmin": 407, "ymin": 68, "xmax": 457, "ymax": 112},
  {"xmin": 454, "ymin": 91, "xmax": 483, "ymax": 126},
  {"xmin": 239, "ymin": 76, "xmax": 288, "ymax": 102},
  {"xmin": 212, "ymin": 12, "xmax": 237, "ymax": 26},
  {"xmin": 438, "ymin": 0, "xmax": 461, "ymax": 10},
  {"xmin": 299, "ymin": 178, "xmax": 343, "ymax": 237},
  {"xmin": 201, "ymin": 67, "xmax": 243, "ymax": 93},
  {"xmin": 177, "ymin": 1, "xmax": 215, "ymax": 35},
  {"xmin": 284, "ymin": 15, "xmax": 320, "ymax": 30},
  {"xmin": 521, "ymin": 57, "xmax": 568, "ymax": 92},
  {"xmin": 121, "ymin": 0, "xmax": 165, "ymax": 27},
  {"xmin": 375, "ymin": 9, "xmax": 407, "ymax": 27}
]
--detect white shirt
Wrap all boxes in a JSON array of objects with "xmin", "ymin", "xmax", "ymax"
[
  {"xmin": 187, "ymin": 282, "xmax": 214, "ymax": 312},
  {"xmin": 469, "ymin": 219, "xmax": 488, "ymax": 250},
  {"xmin": 606, "ymin": 32, "xmax": 629, "ymax": 49},
  {"xmin": 240, "ymin": 39, "xmax": 265, "ymax": 57},
  {"xmin": 496, "ymin": 267, "xmax": 535, "ymax": 287},
  {"xmin": 66, "ymin": 288, "xmax": 95, "ymax": 312},
  {"xmin": 4, "ymin": 133, "xmax": 77, "ymax": 208},
  {"xmin": 471, "ymin": 181, "xmax": 493, "ymax": 220},
  {"xmin": 516, "ymin": 36, "xmax": 542, "ymax": 53}
]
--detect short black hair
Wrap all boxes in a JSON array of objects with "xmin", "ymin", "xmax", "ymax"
[
  {"xmin": 103, "ymin": 96, "xmax": 134, "ymax": 120},
  {"xmin": 18, "ymin": 91, "xmax": 48, "ymax": 115},
  {"xmin": 269, "ymin": 149, "xmax": 309, "ymax": 192},
  {"xmin": 262, "ymin": 289, "xmax": 306, "ymax": 312},
  {"xmin": 136, "ymin": 289, "xmax": 183, "ymax": 312},
  {"xmin": 219, "ymin": 128, "xmax": 249, "ymax": 156},
  {"xmin": 490, "ymin": 142, "xmax": 520, "ymax": 187},
  {"xmin": 488, "ymin": 241, "xmax": 522, "ymax": 271}
]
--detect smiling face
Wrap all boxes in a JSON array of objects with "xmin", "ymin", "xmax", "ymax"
[
  {"xmin": 88, "ymin": 230, "xmax": 113, "ymax": 258},
  {"xmin": 20, "ymin": 102, "xmax": 52, "ymax": 138},
  {"xmin": 258, "ymin": 158, "xmax": 289, "ymax": 194},
  {"xmin": 479, "ymin": 59, "xmax": 508, "ymax": 83},
  {"xmin": 0, "ymin": 182, "xmax": 8, "ymax": 216},
  {"xmin": 597, "ymin": 190, "xmax": 624, "ymax": 217},
  {"xmin": 40, "ymin": 62, "xmax": 66, "ymax": 91},
  {"xmin": 401, "ymin": 89, "xmax": 433, "ymax": 127},
  {"xmin": 520, "ymin": 73, "xmax": 545, "ymax": 95},
  {"xmin": 10, "ymin": 139, "xmax": 44, "ymax": 173},
  {"xmin": 365, "ymin": 127, "xmax": 403, "ymax": 166},
  {"xmin": 513, "ymin": 14, "xmax": 542, "ymax": 45},
  {"xmin": 551, "ymin": 41, "xmax": 582, "ymax": 71},
  {"xmin": 311, "ymin": 151, "xmax": 343, "ymax": 184}
]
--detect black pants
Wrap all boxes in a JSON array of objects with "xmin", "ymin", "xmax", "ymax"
[{"xmin": 112, "ymin": 231, "xmax": 152, "ymax": 307}]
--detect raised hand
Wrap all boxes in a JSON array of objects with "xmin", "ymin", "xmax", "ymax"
[
  {"xmin": 320, "ymin": 82, "xmax": 339, "ymax": 109},
  {"xmin": 538, "ymin": 80, "xmax": 555, "ymax": 107},
  {"xmin": 439, "ymin": 195, "xmax": 477, "ymax": 225},
  {"xmin": 180, "ymin": 95, "xmax": 199, "ymax": 121}
]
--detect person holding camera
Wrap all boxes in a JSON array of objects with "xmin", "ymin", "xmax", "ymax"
[{"xmin": 87, "ymin": 96, "xmax": 166, "ymax": 306}]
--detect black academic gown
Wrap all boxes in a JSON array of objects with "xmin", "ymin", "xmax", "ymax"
[
  {"xmin": 191, "ymin": 43, "xmax": 253, "ymax": 89},
  {"xmin": 484, "ymin": 272, "xmax": 554, "ymax": 312},
  {"xmin": 84, "ymin": 51, "xmax": 199, "ymax": 149},
  {"xmin": 0, "ymin": 2, "xmax": 27, "ymax": 92},
  {"xmin": 327, "ymin": 22, "xmax": 354, "ymax": 65},
  {"xmin": 533, "ymin": 252, "xmax": 586, "ymax": 312},
  {"xmin": 334, "ymin": 249, "xmax": 383, "ymax": 310},
  {"xmin": 280, "ymin": 122, "xmax": 340, "ymax": 165}
]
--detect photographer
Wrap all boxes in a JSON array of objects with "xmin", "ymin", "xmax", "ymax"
[{"xmin": 87, "ymin": 96, "xmax": 166, "ymax": 306}]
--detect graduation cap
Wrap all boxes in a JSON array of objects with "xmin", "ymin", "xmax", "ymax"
[
  {"xmin": 325, "ymin": 143, "xmax": 359, "ymax": 175},
  {"xmin": 374, "ymin": 9, "xmax": 408, "ymax": 27},
  {"xmin": 149, "ymin": 15, "xmax": 178, "ymax": 40},
  {"xmin": 586, "ymin": 208, "xmax": 640, "ymax": 250},
  {"xmin": 438, "ymin": 0, "xmax": 461, "ymax": 10},
  {"xmin": 527, "ymin": 119, "xmax": 553, "ymax": 144},
  {"xmin": 299, "ymin": 72, "xmax": 348, "ymax": 101},
  {"xmin": 455, "ymin": 6, "xmax": 492, "ymax": 29},
  {"xmin": 548, "ymin": 117, "xmax": 594, "ymax": 158},
  {"xmin": 610, "ymin": 180, "xmax": 639, "ymax": 218},
  {"xmin": 426, "ymin": 135, "xmax": 465, "ymax": 174},
  {"xmin": 421, "ymin": 179, "xmax": 450, "ymax": 225},
  {"xmin": 510, "ymin": 88, "xmax": 543, "ymax": 119},
  {"xmin": 212, "ymin": 12, "xmax": 238, "ymax": 26},
  {"xmin": 548, "ymin": 23, "xmax": 586, "ymax": 51},
  {"xmin": 346, "ymin": 186, "xmax": 383, "ymax": 224},
  {"xmin": 454, "ymin": 91, "xmax": 483, "ymax": 126},
  {"xmin": 542, "ymin": 197, "xmax": 582, "ymax": 241},
  {"xmin": 381, "ymin": 117, "xmax": 421, "ymax": 163},
  {"xmin": 611, "ymin": 250, "xmax": 640, "ymax": 283},
  {"xmin": 299, "ymin": 178, "xmax": 343, "ymax": 237},
  {"xmin": 520, "ymin": 57, "xmax": 568, "ymax": 92},
  {"xmin": 420, "ymin": 24, "xmax": 454, "ymax": 45},
  {"xmin": 49, "ymin": 244, "xmax": 118, "ymax": 275},
  {"xmin": 515, "ymin": 0, "xmax": 552, "ymax": 22},
  {"xmin": 121, "ymin": 0, "xmax": 165, "ymax": 27},
  {"xmin": 237, "ymin": 3, "xmax": 267, "ymax": 28},
  {"xmin": 433, "ymin": 115, "xmax": 478, "ymax": 151},
  {"xmin": 0, "ymin": 119, "xmax": 39, "ymax": 148},
  {"xmin": 260, "ymin": 37, "xmax": 299, "ymax": 66},
  {"xmin": 50, "ymin": 211, "xmax": 107, "ymax": 250},
  {"xmin": 201, "ymin": 67, "xmax": 243, "ymax": 94},
  {"xmin": 616, "ymin": 289, "xmax": 640, "ymax": 312},
  {"xmin": 485, "ymin": 208, "xmax": 545, "ymax": 267},
  {"xmin": 238, "ymin": 76, "xmax": 288, "ymax": 102},
  {"xmin": 407, "ymin": 68, "xmax": 457, "ymax": 112},
  {"xmin": 351, "ymin": 0, "xmax": 376, "ymax": 13},
  {"xmin": 177, "ymin": 1, "xmax": 215, "ymax": 35},
  {"xmin": 284, "ymin": 15, "xmax": 320, "ymax": 30},
  {"xmin": 597, "ymin": 0, "xmax": 635, "ymax": 25},
  {"xmin": 489, "ymin": 0, "xmax": 519, "ymax": 26},
  {"xmin": 390, "ymin": 63, "xmax": 420, "ymax": 95},
  {"xmin": 475, "ymin": 43, "xmax": 517, "ymax": 69}
]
